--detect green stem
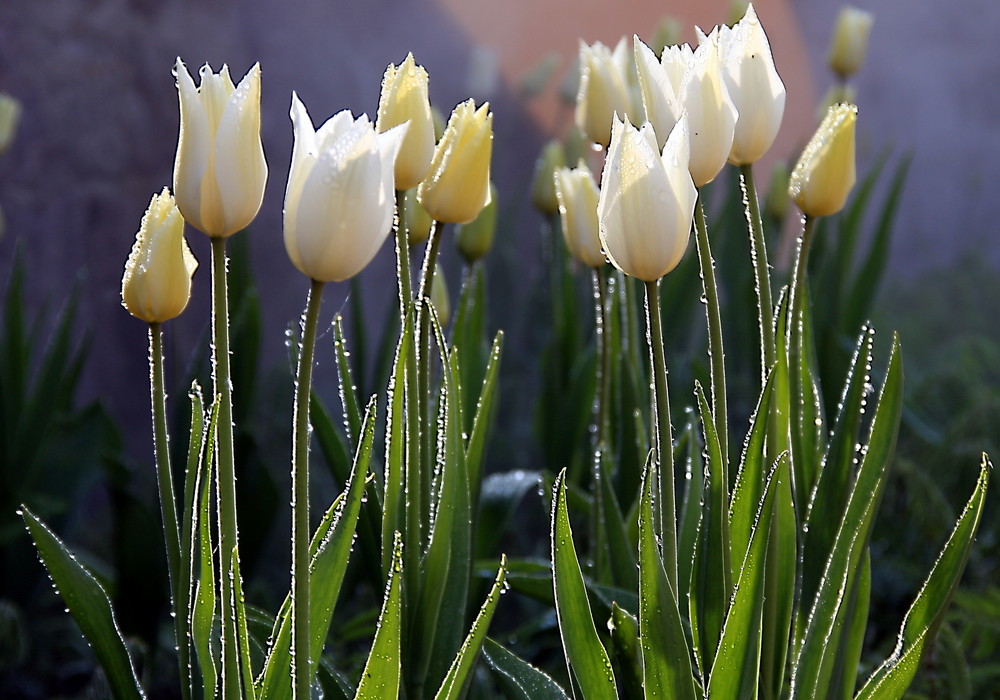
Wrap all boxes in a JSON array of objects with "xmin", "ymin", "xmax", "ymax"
[
  {"xmin": 694, "ymin": 192, "xmax": 729, "ymax": 469},
  {"xmin": 395, "ymin": 189, "xmax": 413, "ymax": 321},
  {"xmin": 741, "ymin": 163, "xmax": 776, "ymax": 384},
  {"xmin": 591, "ymin": 265, "xmax": 611, "ymax": 580},
  {"xmin": 415, "ymin": 220, "xmax": 442, "ymax": 521},
  {"xmin": 292, "ymin": 279, "xmax": 325, "ymax": 699},
  {"xmin": 148, "ymin": 323, "xmax": 188, "ymax": 700},
  {"xmin": 788, "ymin": 215, "xmax": 817, "ymax": 354},
  {"xmin": 644, "ymin": 279, "xmax": 677, "ymax": 591},
  {"xmin": 210, "ymin": 236, "xmax": 242, "ymax": 698}
]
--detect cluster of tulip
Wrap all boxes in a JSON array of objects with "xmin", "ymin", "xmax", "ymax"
[{"xmin": 116, "ymin": 51, "xmax": 494, "ymax": 699}]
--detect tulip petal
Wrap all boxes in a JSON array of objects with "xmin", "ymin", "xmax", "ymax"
[{"xmin": 173, "ymin": 59, "xmax": 212, "ymax": 231}]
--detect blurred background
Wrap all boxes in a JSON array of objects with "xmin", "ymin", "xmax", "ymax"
[{"xmin": 1, "ymin": 0, "xmax": 998, "ymax": 696}]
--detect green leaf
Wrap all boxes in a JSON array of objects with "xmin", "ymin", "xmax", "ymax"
[
  {"xmin": 354, "ymin": 532, "xmax": 404, "ymax": 700},
  {"xmin": 476, "ymin": 469, "xmax": 541, "ymax": 559},
  {"xmin": 481, "ymin": 637, "xmax": 569, "ymax": 700},
  {"xmin": 688, "ymin": 382, "xmax": 731, "ymax": 675},
  {"xmin": 465, "ymin": 331, "xmax": 503, "ymax": 499},
  {"xmin": 638, "ymin": 456, "xmax": 699, "ymax": 700},
  {"xmin": 800, "ymin": 327, "xmax": 876, "ymax": 619},
  {"xmin": 434, "ymin": 555, "xmax": 509, "ymax": 700},
  {"xmin": 311, "ymin": 392, "xmax": 352, "ymax": 487},
  {"xmin": 192, "ymin": 398, "xmax": 220, "ymax": 700},
  {"xmin": 382, "ymin": 311, "xmax": 411, "ymax": 578},
  {"xmin": 828, "ymin": 550, "xmax": 870, "ymax": 700},
  {"xmin": 792, "ymin": 336, "xmax": 904, "ymax": 697},
  {"xmin": 414, "ymin": 308, "xmax": 472, "ymax": 692},
  {"xmin": 608, "ymin": 602, "xmax": 645, "ymax": 699},
  {"xmin": 178, "ymin": 383, "xmax": 207, "ymax": 698},
  {"xmin": 677, "ymin": 421, "xmax": 704, "ymax": 601},
  {"xmin": 551, "ymin": 469, "xmax": 618, "ymax": 699},
  {"xmin": 333, "ymin": 314, "xmax": 364, "ymax": 452},
  {"xmin": 257, "ymin": 398, "xmax": 377, "ymax": 699},
  {"xmin": 855, "ymin": 456, "xmax": 990, "ymax": 700},
  {"xmin": 22, "ymin": 507, "xmax": 144, "ymax": 700},
  {"xmin": 708, "ymin": 454, "xmax": 782, "ymax": 700},
  {"xmin": 451, "ymin": 262, "xmax": 489, "ymax": 431}
]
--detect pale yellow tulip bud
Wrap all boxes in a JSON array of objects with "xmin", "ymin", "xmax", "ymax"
[
  {"xmin": 402, "ymin": 188, "xmax": 433, "ymax": 246},
  {"xmin": 455, "ymin": 183, "xmax": 498, "ymax": 263},
  {"xmin": 531, "ymin": 141, "xmax": 567, "ymax": 215},
  {"xmin": 284, "ymin": 94, "xmax": 407, "ymax": 282},
  {"xmin": 417, "ymin": 100, "xmax": 493, "ymax": 224},
  {"xmin": 719, "ymin": 4, "xmax": 786, "ymax": 165},
  {"xmin": 555, "ymin": 163, "xmax": 604, "ymax": 269},
  {"xmin": 575, "ymin": 40, "xmax": 634, "ymax": 147},
  {"xmin": 0, "ymin": 93, "xmax": 22, "ymax": 155},
  {"xmin": 429, "ymin": 263, "xmax": 451, "ymax": 326},
  {"xmin": 377, "ymin": 53, "xmax": 436, "ymax": 191},
  {"xmin": 598, "ymin": 115, "xmax": 697, "ymax": 282},
  {"xmin": 765, "ymin": 161, "xmax": 790, "ymax": 221},
  {"xmin": 122, "ymin": 189, "xmax": 198, "ymax": 323},
  {"xmin": 173, "ymin": 60, "xmax": 268, "ymax": 238},
  {"xmin": 789, "ymin": 103, "xmax": 857, "ymax": 217},
  {"xmin": 828, "ymin": 7, "xmax": 874, "ymax": 79}
]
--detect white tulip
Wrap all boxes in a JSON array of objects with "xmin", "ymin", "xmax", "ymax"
[
  {"xmin": 598, "ymin": 115, "xmax": 697, "ymax": 282},
  {"xmin": 554, "ymin": 163, "xmax": 604, "ymax": 269},
  {"xmin": 684, "ymin": 29, "xmax": 738, "ymax": 186},
  {"xmin": 173, "ymin": 60, "xmax": 267, "ymax": 238},
  {"xmin": 283, "ymin": 93, "xmax": 406, "ymax": 282},
  {"xmin": 718, "ymin": 3, "xmax": 786, "ymax": 165},
  {"xmin": 575, "ymin": 40, "xmax": 634, "ymax": 147}
]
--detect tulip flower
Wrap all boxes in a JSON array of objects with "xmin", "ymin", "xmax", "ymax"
[
  {"xmin": 828, "ymin": 7, "xmax": 874, "ymax": 79},
  {"xmin": 284, "ymin": 94, "xmax": 406, "ymax": 282},
  {"xmin": 575, "ymin": 40, "xmax": 634, "ymax": 147},
  {"xmin": 598, "ymin": 115, "xmax": 697, "ymax": 282},
  {"xmin": 173, "ymin": 60, "xmax": 267, "ymax": 238},
  {"xmin": 685, "ymin": 28, "xmax": 739, "ymax": 186},
  {"xmin": 0, "ymin": 92, "xmax": 21, "ymax": 155},
  {"xmin": 531, "ymin": 140, "xmax": 567, "ymax": 216},
  {"xmin": 417, "ymin": 99, "xmax": 493, "ymax": 224},
  {"xmin": 554, "ymin": 163, "xmax": 604, "ymax": 269},
  {"xmin": 718, "ymin": 3, "xmax": 785, "ymax": 165},
  {"xmin": 789, "ymin": 103, "xmax": 857, "ymax": 217},
  {"xmin": 377, "ymin": 53, "xmax": 436, "ymax": 191},
  {"xmin": 122, "ymin": 188, "xmax": 198, "ymax": 323},
  {"xmin": 633, "ymin": 37, "xmax": 686, "ymax": 149},
  {"xmin": 456, "ymin": 183, "xmax": 498, "ymax": 263}
]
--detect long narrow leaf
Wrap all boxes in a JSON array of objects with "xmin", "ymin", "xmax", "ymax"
[
  {"xmin": 855, "ymin": 456, "xmax": 990, "ymax": 700},
  {"xmin": 434, "ymin": 555, "xmax": 509, "ymax": 700},
  {"xmin": 333, "ymin": 314, "xmax": 363, "ymax": 451},
  {"xmin": 22, "ymin": 507, "xmax": 145, "ymax": 700},
  {"xmin": 551, "ymin": 469, "xmax": 618, "ymax": 699},
  {"xmin": 354, "ymin": 532, "xmax": 404, "ymax": 700},
  {"xmin": 481, "ymin": 637, "xmax": 569, "ymax": 700},
  {"xmin": 382, "ymin": 311, "xmax": 411, "ymax": 578}
]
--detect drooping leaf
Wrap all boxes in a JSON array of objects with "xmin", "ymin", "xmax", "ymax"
[{"xmin": 22, "ymin": 507, "xmax": 145, "ymax": 700}]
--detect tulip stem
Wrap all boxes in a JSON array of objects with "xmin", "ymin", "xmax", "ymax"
[
  {"xmin": 148, "ymin": 322, "xmax": 188, "ymax": 700},
  {"xmin": 788, "ymin": 214, "xmax": 817, "ymax": 350},
  {"xmin": 591, "ymin": 266, "xmax": 612, "ymax": 580},
  {"xmin": 292, "ymin": 278, "xmax": 324, "ymax": 699},
  {"xmin": 415, "ymin": 220, "xmax": 441, "ymax": 536},
  {"xmin": 644, "ymin": 279, "xmax": 677, "ymax": 592},
  {"xmin": 210, "ymin": 236, "xmax": 243, "ymax": 697},
  {"xmin": 694, "ymin": 192, "xmax": 730, "ymax": 469},
  {"xmin": 395, "ymin": 189, "xmax": 412, "ymax": 320},
  {"xmin": 740, "ymin": 163, "xmax": 776, "ymax": 384}
]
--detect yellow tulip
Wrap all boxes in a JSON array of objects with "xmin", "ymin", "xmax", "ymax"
[
  {"xmin": 122, "ymin": 189, "xmax": 198, "ymax": 323},
  {"xmin": 377, "ymin": 53, "xmax": 436, "ymax": 191},
  {"xmin": 417, "ymin": 100, "xmax": 493, "ymax": 224},
  {"xmin": 554, "ymin": 163, "xmax": 604, "ymax": 269},
  {"xmin": 828, "ymin": 7, "xmax": 874, "ymax": 79},
  {"xmin": 789, "ymin": 103, "xmax": 857, "ymax": 217}
]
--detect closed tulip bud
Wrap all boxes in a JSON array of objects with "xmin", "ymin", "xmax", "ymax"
[
  {"xmin": 122, "ymin": 188, "xmax": 198, "ymax": 323},
  {"xmin": 718, "ymin": 4, "xmax": 786, "ymax": 165},
  {"xmin": 598, "ymin": 115, "xmax": 697, "ymax": 282},
  {"xmin": 649, "ymin": 16, "xmax": 683, "ymax": 57},
  {"xmin": 283, "ymin": 94, "xmax": 406, "ymax": 282},
  {"xmin": 575, "ymin": 40, "xmax": 634, "ymax": 147},
  {"xmin": 377, "ymin": 53, "xmax": 436, "ymax": 191},
  {"xmin": 417, "ymin": 100, "xmax": 493, "ymax": 224},
  {"xmin": 828, "ymin": 7, "xmax": 874, "ymax": 79},
  {"xmin": 554, "ymin": 163, "xmax": 604, "ymax": 269},
  {"xmin": 455, "ymin": 183, "xmax": 498, "ymax": 263},
  {"xmin": 173, "ymin": 60, "xmax": 267, "ymax": 238},
  {"xmin": 531, "ymin": 141, "xmax": 567, "ymax": 215},
  {"xmin": 429, "ymin": 263, "xmax": 451, "ymax": 326},
  {"xmin": 685, "ymin": 28, "xmax": 739, "ymax": 186},
  {"xmin": 402, "ymin": 188, "xmax": 433, "ymax": 246},
  {"xmin": 0, "ymin": 93, "xmax": 22, "ymax": 155},
  {"xmin": 765, "ymin": 161, "xmax": 790, "ymax": 221},
  {"xmin": 789, "ymin": 103, "xmax": 857, "ymax": 217}
]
